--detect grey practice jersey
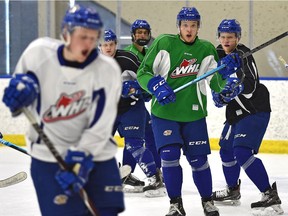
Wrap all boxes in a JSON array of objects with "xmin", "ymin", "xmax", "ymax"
[{"xmin": 15, "ymin": 37, "xmax": 122, "ymax": 162}]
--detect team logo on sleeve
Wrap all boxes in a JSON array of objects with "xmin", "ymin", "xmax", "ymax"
[
  {"xmin": 43, "ymin": 90, "xmax": 90, "ymax": 122},
  {"xmin": 170, "ymin": 59, "xmax": 200, "ymax": 78}
]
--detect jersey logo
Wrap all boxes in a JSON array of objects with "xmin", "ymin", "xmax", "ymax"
[
  {"xmin": 43, "ymin": 90, "xmax": 90, "ymax": 123},
  {"xmin": 170, "ymin": 59, "xmax": 200, "ymax": 78}
]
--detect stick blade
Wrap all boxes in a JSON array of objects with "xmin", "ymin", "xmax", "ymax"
[{"xmin": 0, "ymin": 171, "xmax": 27, "ymax": 188}]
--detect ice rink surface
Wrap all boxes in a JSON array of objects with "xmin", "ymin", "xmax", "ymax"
[{"xmin": 0, "ymin": 146, "xmax": 287, "ymax": 216}]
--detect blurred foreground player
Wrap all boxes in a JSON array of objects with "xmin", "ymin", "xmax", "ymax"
[{"xmin": 2, "ymin": 4, "xmax": 124, "ymax": 216}]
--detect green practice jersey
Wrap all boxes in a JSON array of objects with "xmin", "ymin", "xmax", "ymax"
[
  {"xmin": 137, "ymin": 34, "xmax": 226, "ymax": 122},
  {"xmin": 124, "ymin": 44, "xmax": 148, "ymax": 62}
]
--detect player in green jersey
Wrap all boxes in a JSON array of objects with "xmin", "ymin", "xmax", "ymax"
[
  {"xmin": 137, "ymin": 7, "xmax": 241, "ymax": 216},
  {"xmin": 124, "ymin": 19, "xmax": 151, "ymax": 61}
]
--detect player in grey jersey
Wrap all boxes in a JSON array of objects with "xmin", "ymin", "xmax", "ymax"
[
  {"xmin": 212, "ymin": 19, "xmax": 283, "ymax": 215},
  {"xmin": 2, "ymin": 4, "xmax": 124, "ymax": 216}
]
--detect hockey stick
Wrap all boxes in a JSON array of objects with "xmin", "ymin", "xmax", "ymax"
[
  {"xmin": 0, "ymin": 138, "xmax": 29, "ymax": 155},
  {"xmin": 0, "ymin": 172, "xmax": 27, "ymax": 188},
  {"xmin": 174, "ymin": 31, "xmax": 288, "ymax": 93},
  {"xmin": 20, "ymin": 108, "xmax": 99, "ymax": 216}
]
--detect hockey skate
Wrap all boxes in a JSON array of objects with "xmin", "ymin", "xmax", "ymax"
[
  {"xmin": 166, "ymin": 197, "xmax": 186, "ymax": 216},
  {"xmin": 251, "ymin": 182, "xmax": 284, "ymax": 216},
  {"xmin": 143, "ymin": 169, "xmax": 166, "ymax": 197},
  {"xmin": 122, "ymin": 173, "xmax": 145, "ymax": 193},
  {"xmin": 212, "ymin": 179, "xmax": 241, "ymax": 206},
  {"xmin": 202, "ymin": 199, "xmax": 220, "ymax": 216}
]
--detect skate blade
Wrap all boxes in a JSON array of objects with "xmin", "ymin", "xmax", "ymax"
[
  {"xmin": 144, "ymin": 187, "xmax": 167, "ymax": 198},
  {"xmin": 252, "ymin": 204, "xmax": 284, "ymax": 216},
  {"xmin": 123, "ymin": 185, "xmax": 143, "ymax": 193},
  {"xmin": 214, "ymin": 199, "xmax": 241, "ymax": 206}
]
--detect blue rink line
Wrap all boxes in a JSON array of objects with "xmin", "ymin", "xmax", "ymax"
[
  {"xmin": 0, "ymin": 75, "xmax": 12, "ymax": 78},
  {"xmin": 260, "ymin": 77, "xmax": 288, "ymax": 80}
]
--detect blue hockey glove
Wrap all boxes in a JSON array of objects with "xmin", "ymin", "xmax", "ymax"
[
  {"xmin": 212, "ymin": 91, "xmax": 227, "ymax": 108},
  {"xmin": 55, "ymin": 149, "xmax": 94, "ymax": 196},
  {"xmin": 122, "ymin": 80, "xmax": 142, "ymax": 98},
  {"xmin": 221, "ymin": 77, "xmax": 244, "ymax": 103},
  {"xmin": 147, "ymin": 75, "xmax": 176, "ymax": 105},
  {"xmin": 217, "ymin": 53, "xmax": 242, "ymax": 79},
  {"xmin": 2, "ymin": 74, "xmax": 39, "ymax": 113}
]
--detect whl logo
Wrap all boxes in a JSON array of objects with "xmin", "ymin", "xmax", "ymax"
[
  {"xmin": 43, "ymin": 90, "xmax": 90, "ymax": 122},
  {"xmin": 170, "ymin": 59, "xmax": 200, "ymax": 78}
]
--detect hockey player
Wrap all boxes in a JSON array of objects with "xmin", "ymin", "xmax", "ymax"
[
  {"xmin": 100, "ymin": 29, "xmax": 165, "ymax": 197},
  {"xmin": 211, "ymin": 19, "xmax": 283, "ymax": 215},
  {"xmin": 124, "ymin": 19, "xmax": 151, "ymax": 61},
  {"xmin": 124, "ymin": 19, "xmax": 162, "ymax": 180},
  {"xmin": 2, "ymin": 5, "xmax": 124, "ymax": 216},
  {"xmin": 137, "ymin": 7, "xmax": 242, "ymax": 216},
  {"xmin": 137, "ymin": 7, "xmax": 241, "ymax": 216}
]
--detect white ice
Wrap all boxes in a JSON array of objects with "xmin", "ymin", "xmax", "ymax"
[{"xmin": 0, "ymin": 146, "xmax": 287, "ymax": 216}]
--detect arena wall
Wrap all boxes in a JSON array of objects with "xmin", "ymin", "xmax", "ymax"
[{"xmin": 1, "ymin": 78, "xmax": 287, "ymax": 153}]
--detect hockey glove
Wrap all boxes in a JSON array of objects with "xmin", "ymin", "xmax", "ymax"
[
  {"xmin": 147, "ymin": 75, "xmax": 176, "ymax": 105},
  {"xmin": 122, "ymin": 80, "xmax": 142, "ymax": 98},
  {"xmin": 221, "ymin": 77, "xmax": 244, "ymax": 103},
  {"xmin": 55, "ymin": 149, "xmax": 94, "ymax": 196},
  {"xmin": 212, "ymin": 91, "xmax": 227, "ymax": 108},
  {"xmin": 2, "ymin": 74, "xmax": 39, "ymax": 113},
  {"xmin": 217, "ymin": 53, "xmax": 241, "ymax": 79}
]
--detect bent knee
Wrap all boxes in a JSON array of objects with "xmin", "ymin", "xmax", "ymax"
[
  {"xmin": 160, "ymin": 145, "xmax": 181, "ymax": 168},
  {"xmin": 234, "ymin": 146, "xmax": 255, "ymax": 168},
  {"xmin": 186, "ymin": 155, "xmax": 209, "ymax": 172}
]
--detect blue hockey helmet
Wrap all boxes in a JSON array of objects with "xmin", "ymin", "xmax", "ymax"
[
  {"xmin": 104, "ymin": 29, "xmax": 117, "ymax": 42},
  {"xmin": 217, "ymin": 19, "xmax": 241, "ymax": 38},
  {"xmin": 62, "ymin": 4, "xmax": 103, "ymax": 32},
  {"xmin": 177, "ymin": 7, "xmax": 201, "ymax": 26},
  {"xmin": 130, "ymin": 19, "xmax": 151, "ymax": 46},
  {"xmin": 130, "ymin": 19, "xmax": 151, "ymax": 34}
]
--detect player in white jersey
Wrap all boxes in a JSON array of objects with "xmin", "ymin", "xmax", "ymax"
[{"xmin": 2, "ymin": 4, "xmax": 124, "ymax": 216}]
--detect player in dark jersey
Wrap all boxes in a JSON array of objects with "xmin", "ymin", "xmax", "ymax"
[
  {"xmin": 212, "ymin": 19, "xmax": 283, "ymax": 215},
  {"xmin": 100, "ymin": 29, "xmax": 166, "ymax": 197}
]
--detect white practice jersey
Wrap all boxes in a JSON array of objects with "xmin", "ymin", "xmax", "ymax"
[{"xmin": 15, "ymin": 37, "xmax": 122, "ymax": 162}]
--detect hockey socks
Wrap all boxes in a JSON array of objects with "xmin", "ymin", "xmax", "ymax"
[
  {"xmin": 162, "ymin": 165, "xmax": 183, "ymax": 198},
  {"xmin": 189, "ymin": 155, "xmax": 213, "ymax": 198},
  {"xmin": 220, "ymin": 148, "xmax": 241, "ymax": 187},
  {"xmin": 125, "ymin": 137, "xmax": 157, "ymax": 177},
  {"xmin": 234, "ymin": 146, "xmax": 270, "ymax": 192},
  {"xmin": 122, "ymin": 147, "xmax": 137, "ymax": 172}
]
